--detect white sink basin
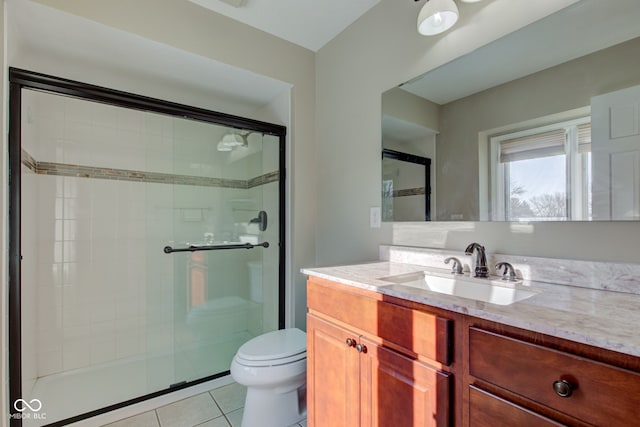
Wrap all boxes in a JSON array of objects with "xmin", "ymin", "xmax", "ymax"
[{"xmin": 380, "ymin": 271, "xmax": 538, "ymax": 306}]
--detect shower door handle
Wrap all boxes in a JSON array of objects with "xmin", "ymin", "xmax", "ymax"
[{"xmin": 163, "ymin": 241, "xmax": 269, "ymax": 254}]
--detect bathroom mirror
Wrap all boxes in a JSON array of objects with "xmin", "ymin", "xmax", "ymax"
[{"xmin": 382, "ymin": 0, "xmax": 640, "ymax": 222}]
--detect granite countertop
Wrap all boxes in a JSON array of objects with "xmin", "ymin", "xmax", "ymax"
[{"xmin": 302, "ymin": 261, "xmax": 640, "ymax": 358}]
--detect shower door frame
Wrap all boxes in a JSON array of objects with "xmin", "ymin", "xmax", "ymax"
[{"xmin": 7, "ymin": 67, "xmax": 287, "ymax": 426}]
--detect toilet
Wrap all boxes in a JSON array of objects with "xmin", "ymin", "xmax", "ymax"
[{"xmin": 230, "ymin": 328, "xmax": 307, "ymax": 427}]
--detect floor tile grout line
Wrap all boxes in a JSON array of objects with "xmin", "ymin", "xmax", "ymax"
[
  {"xmin": 209, "ymin": 385, "xmax": 246, "ymax": 415},
  {"xmin": 192, "ymin": 413, "xmax": 230, "ymax": 427},
  {"xmin": 102, "ymin": 383, "xmax": 245, "ymax": 427},
  {"xmin": 188, "ymin": 392, "xmax": 224, "ymax": 427},
  {"xmin": 209, "ymin": 392, "xmax": 223, "ymax": 413},
  {"xmin": 152, "ymin": 391, "xmax": 224, "ymax": 427},
  {"xmin": 208, "ymin": 391, "xmax": 230, "ymax": 426},
  {"xmin": 209, "ymin": 389, "xmax": 236, "ymax": 427}
]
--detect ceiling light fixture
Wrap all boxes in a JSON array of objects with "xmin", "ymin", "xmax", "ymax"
[{"xmin": 417, "ymin": 0, "xmax": 459, "ymax": 36}]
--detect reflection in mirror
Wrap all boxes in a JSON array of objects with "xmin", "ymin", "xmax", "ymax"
[
  {"xmin": 382, "ymin": 149, "xmax": 431, "ymax": 221},
  {"xmin": 381, "ymin": 0, "xmax": 640, "ymax": 222}
]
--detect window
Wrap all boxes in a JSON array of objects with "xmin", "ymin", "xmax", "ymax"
[{"xmin": 490, "ymin": 118, "xmax": 591, "ymax": 221}]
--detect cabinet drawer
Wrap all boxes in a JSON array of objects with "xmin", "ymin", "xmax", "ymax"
[
  {"xmin": 308, "ymin": 278, "xmax": 452, "ymax": 365},
  {"xmin": 469, "ymin": 327, "xmax": 640, "ymax": 426},
  {"xmin": 469, "ymin": 386, "xmax": 565, "ymax": 427}
]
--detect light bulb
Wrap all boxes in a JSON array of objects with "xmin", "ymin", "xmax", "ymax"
[
  {"xmin": 433, "ymin": 12, "xmax": 443, "ymax": 27},
  {"xmin": 417, "ymin": 0, "xmax": 459, "ymax": 36}
]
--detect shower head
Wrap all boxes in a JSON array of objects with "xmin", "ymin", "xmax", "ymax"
[{"xmin": 217, "ymin": 131, "xmax": 249, "ymax": 151}]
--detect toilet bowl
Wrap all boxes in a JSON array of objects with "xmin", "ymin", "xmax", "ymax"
[{"xmin": 230, "ymin": 328, "xmax": 307, "ymax": 427}]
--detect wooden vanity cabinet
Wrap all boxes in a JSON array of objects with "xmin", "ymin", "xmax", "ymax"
[
  {"xmin": 307, "ymin": 275, "xmax": 640, "ymax": 427},
  {"xmin": 307, "ymin": 277, "xmax": 455, "ymax": 427},
  {"xmin": 467, "ymin": 324, "xmax": 640, "ymax": 427}
]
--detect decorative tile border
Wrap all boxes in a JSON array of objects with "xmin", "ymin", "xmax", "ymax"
[
  {"xmin": 248, "ymin": 170, "xmax": 280, "ymax": 188},
  {"xmin": 394, "ymin": 187, "xmax": 425, "ymax": 197},
  {"xmin": 21, "ymin": 149, "xmax": 279, "ymax": 189}
]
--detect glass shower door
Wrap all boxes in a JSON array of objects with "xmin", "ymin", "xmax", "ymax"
[
  {"xmin": 150, "ymin": 117, "xmax": 281, "ymax": 387},
  {"xmin": 13, "ymin": 71, "xmax": 284, "ymax": 426}
]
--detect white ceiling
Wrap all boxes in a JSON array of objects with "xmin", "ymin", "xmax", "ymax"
[
  {"xmin": 8, "ymin": 0, "xmax": 381, "ymax": 115},
  {"xmin": 188, "ymin": 0, "xmax": 381, "ymax": 52},
  {"xmin": 8, "ymin": 0, "xmax": 292, "ymax": 116}
]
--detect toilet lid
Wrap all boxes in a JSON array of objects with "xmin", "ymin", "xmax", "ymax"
[{"xmin": 236, "ymin": 328, "xmax": 306, "ymax": 363}]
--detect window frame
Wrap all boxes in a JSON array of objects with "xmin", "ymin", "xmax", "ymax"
[{"xmin": 490, "ymin": 117, "xmax": 591, "ymax": 221}]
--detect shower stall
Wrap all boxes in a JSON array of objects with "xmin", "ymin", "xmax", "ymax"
[{"xmin": 9, "ymin": 69, "xmax": 286, "ymax": 426}]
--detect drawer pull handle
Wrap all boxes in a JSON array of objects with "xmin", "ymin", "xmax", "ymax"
[
  {"xmin": 553, "ymin": 380, "xmax": 574, "ymax": 397},
  {"xmin": 356, "ymin": 343, "xmax": 367, "ymax": 353},
  {"xmin": 346, "ymin": 338, "xmax": 356, "ymax": 347}
]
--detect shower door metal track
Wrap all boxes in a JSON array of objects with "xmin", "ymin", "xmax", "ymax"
[{"xmin": 163, "ymin": 241, "xmax": 270, "ymax": 253}]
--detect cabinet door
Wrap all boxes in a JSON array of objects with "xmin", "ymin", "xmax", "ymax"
[
  {"xmin": 307, "ymin": 314, "xmax": 360, "ymax": 427},
  {"xmin": 469, "ymin": 386, "xmax": 566, "ymax": 427},
  {"xmin": 359, "ymin": 336, "xmax": 451, "ymax": 427}
]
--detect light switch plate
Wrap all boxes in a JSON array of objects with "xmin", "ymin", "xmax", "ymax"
[{"xmin": 370, "ymin": 207, "xmax": 381, "ymax": 228}]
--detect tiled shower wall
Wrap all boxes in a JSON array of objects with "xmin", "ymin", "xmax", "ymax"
[
  {"xmin": 29, "ymin": 174, "xmax": 153, "ymax": 376},
  {"xmin": 21, "ymin": 89, "xmax": 280, "ymax": 390}
]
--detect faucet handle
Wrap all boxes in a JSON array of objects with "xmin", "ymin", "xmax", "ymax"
[
  {"xmin": 444, "ymin": 257, "xmax": 464, "ymax": 275},
  {"xmin": 495, "ymin": 262, "xmax": 517, "ymax": 281}
]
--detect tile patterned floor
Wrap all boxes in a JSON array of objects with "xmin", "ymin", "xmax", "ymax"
[{"xmin": 102, "ymin": 382, "xmax": 307, "ymax": 427}]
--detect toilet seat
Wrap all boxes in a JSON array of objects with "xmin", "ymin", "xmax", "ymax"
[{"xmin": 235, "ymin": 328, "xmax": 307, "ymax": 367}]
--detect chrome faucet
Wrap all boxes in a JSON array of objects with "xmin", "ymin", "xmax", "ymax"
[{"xmin": 465, "ymin": 243, "xmax": 489, "ymax": 278}]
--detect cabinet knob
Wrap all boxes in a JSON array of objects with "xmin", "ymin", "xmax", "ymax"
[
  {"xmin": 346, "ymin": 338, "xmax": 356, "ymax": 347},
  {"xmin": 552, "ymin": 379, "xmax": 574, "ymax": 397},
  {"xmin": 355, "ymin": 343, "xmax": 367, "ymax": 353}
]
